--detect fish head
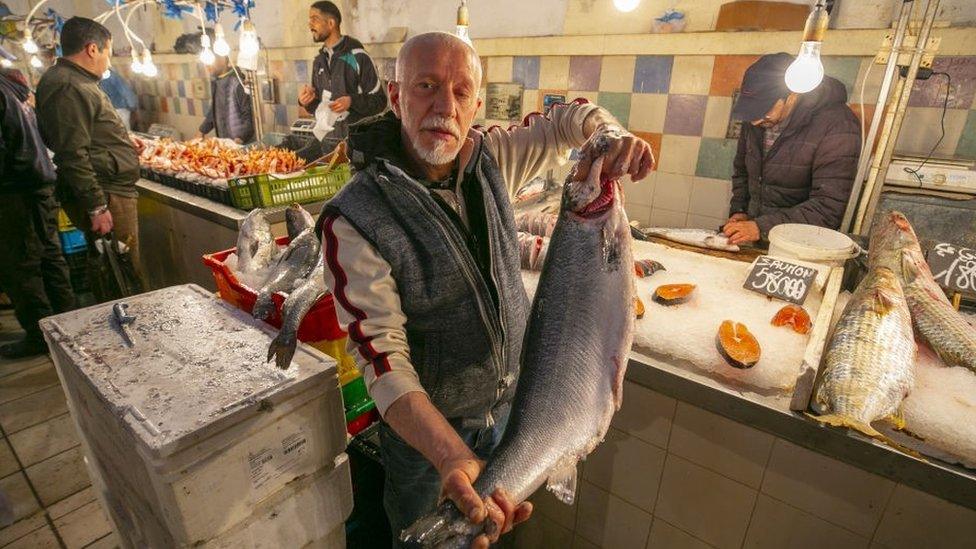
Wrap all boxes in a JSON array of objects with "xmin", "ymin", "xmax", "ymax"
[
  {"xmin": 563, "ymin": 156, "xmax": 621, "ymax": 220},
  {"xmin": 862, "ymin": 267, "xmax": 906, "ymax": 314},
  {"xmin": 284, "ymin": 203, "xmax": 315, "ymax": 238},
  {"xmin": 871, "ymin": 211, "xmax": 920, "ymax": 253}
]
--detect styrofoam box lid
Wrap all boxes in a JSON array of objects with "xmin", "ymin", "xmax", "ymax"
[{"xmin": 39, "ymin": 284, "xmax": 337, "ymax": 460}]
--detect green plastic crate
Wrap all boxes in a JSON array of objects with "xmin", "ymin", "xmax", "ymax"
[{"xmin": 228, "ymin": 163, "xmax": 352, "ymax": 209}]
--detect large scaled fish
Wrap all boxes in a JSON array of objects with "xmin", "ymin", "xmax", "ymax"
[
  {"xmin": 869, "ymin": 211, "xmax": 976, "ymax": 374},
  {"xmin": 237, "ymin": 209, "xmax": 280, "ymax": 273},
  {"xmin": 812, "ymin": 267, "xmax": 916, "ymax": 440},
  {"xmin": 252, "ymin": 228, "xmax": 321, "ymax": 320},
  {"xmin": 640, "ymin": 227, "xmax": 740, "ymax": 253},
  {"xmin": 267, "ymin": 261, "xmax": 327, "ymax": 369},
  {"xmin": 401, "ymin": 153, "xmax": 635, "ymax": 547},
  {"xmin": 284, "ymin": 203, "xmax": 315, "ymax": 241}
]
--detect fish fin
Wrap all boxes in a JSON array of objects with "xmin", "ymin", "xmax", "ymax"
[
  {"xmin": 546, "ymin": 463, "xmax": 579, "ymax": 505},
  {"xmin": 885, "ymin": 411, "xmax": 908, "ymax": 431},
  {"xmin": 900, "ymin": 250, "xmax": 921, "ymax": 284},
  {"xmin": 611, "ymin": 354, "xmax": 626, "ymax": 411},
  {"xmin": 871, "ymin": 289, "xmax": 897, "ymax": 316},
  {"xmin": 808, "ymin": 413, "xmax": 925, "ymax": 459}
]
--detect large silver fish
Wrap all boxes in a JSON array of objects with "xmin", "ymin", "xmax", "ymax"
[
  {"xmin": 237, "ymin": 209, "xmax": 280, "ymax": 273},
  {"xmin": 285, "ymin": 203, "xmax": 315, "ymax": 241},
  {"xmin": 641, "ymin": 227, "xmax": 740, "ymax": 252},
  {"xmin": 252, "ymin": 228, "xmax": 321, "ymax": 320},
  {"xmin": 401, "ymin": 154, "xmax": 635, "ymax": 548},
  {"xmin": 812, "ymin": 267, "xmax": 916, "ymax": 440},
  {"xmin": 870, "ymin": 211, "xmax": 976, "ymax": 374},
  {"xmin": 267, "ymin": 261, "xmax": 327, "ymax": 369}
]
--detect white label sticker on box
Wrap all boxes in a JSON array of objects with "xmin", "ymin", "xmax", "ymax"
[{"xmin": 247, "ymin": 427, "xmax": 309, "ymax": 492}]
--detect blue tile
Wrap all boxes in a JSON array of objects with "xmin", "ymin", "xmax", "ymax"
[
  {"xmin": 275, "ymin": 104, "xmax": 288, "ymax": 126},
  {"xmin": 295, "ymin": 60, "xmax": 310, "ymax": 83},
  {"xmin": 177, "ymin": 81, "xmax": 186, "ymax": 97},
  {"xmin": 513, "ymin": 56, "xmax": 540, "ymax": 90},
  {"xmin": 956, "ymin": 110, "xmax": 976, "ymax": 159},
  {"xmin": 633, "ymin": 55, "xmax": 673, "ymax": 94}
]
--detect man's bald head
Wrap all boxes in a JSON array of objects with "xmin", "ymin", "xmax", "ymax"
[{"xmin": 395, "ymin": 32, "xmax": 482, "ymax": 87}]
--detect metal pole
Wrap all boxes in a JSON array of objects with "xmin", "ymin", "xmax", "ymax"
[
  {"xmin": 247, "ymin": 69, "xmax": 263, "ymax": 144},
  {"xmin": 854, "ymin": 0, "xmax": 940, "ymax": 235},
  {"xmin": 840, "ymin": 0, "xmax": 914, "ymax": 233}
]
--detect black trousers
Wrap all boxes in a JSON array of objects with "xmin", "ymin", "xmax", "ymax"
[{"xmin": 0, "ymin": 187, "xmax": 75, "ymax": 341}]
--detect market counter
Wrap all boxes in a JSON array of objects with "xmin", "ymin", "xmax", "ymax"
[{"xmin": 136, "ymin": 178, "xmax": 324, "ymax": 290}]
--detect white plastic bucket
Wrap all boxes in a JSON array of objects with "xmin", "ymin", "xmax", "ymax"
[{"xmin": 767, "ymin": 223, "xmax": 860, "ymax": 267}]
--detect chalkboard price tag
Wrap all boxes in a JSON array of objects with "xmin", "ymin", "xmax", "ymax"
[
  {"xmin": 928, "ymin": 242, "xmax": 976, "ymax": 294},
  {"xmin": 743, "ymin": 256, "xmax": 817, "ymax": 305}
]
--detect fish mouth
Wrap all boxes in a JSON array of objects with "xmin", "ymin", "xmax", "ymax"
[{"xmin": 574, "ymin": 177, "xmax": 618, "ymax": 218}]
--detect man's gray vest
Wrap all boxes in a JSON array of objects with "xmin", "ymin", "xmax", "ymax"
[{"xmin": 323, "ymin": 144, "xmax": 529, "ymax": 423}]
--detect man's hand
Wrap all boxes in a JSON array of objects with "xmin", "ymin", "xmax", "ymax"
[
  {"xmin": 90, "ymin": 208, "xmax": 114, "ymax": 235},
  {"xmin": 574, "ymin": 126, "xmax": 655, "ymax": 183},
  {"xmin": 194, "ymin": 132, "xmax": 206, "ymax": 140},
  {"xmin": 723, "ymin": 220, "xmax": 760, "ymax": 245},
  {"xmin": 439, "ymin": 456, "xmax": 533, "ymax": 547},
  {"xmin": 329, "ymin": 96, "xmax": 352, "ymax": 113},
  {"xmin": 130, "ymin": 136, "xmax": 145, "ymax": 154},
  {"xmin": 299, "ymin": 84, "xmax": 317, "ymax": 107},
  {"xmin": 725, "ymin": 212, "xmax": 750, "ymax": 225}
]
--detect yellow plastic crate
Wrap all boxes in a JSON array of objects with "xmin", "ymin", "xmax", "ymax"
[
  {"xmin": 58, "ymin": 209, "xmax": 75, "ymax": 232},
  {"xmin": 310, "ymin": 337, "xmax": 361, "ymax": 386}
]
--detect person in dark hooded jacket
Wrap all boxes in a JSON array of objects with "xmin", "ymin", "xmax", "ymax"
[
  {"xmin": 0, "ymin": 64, "xmax": 76, "ymax": 358},
  {"xmin": 722, "ymin": 53, "xmax": 860, "ymax": 245}
]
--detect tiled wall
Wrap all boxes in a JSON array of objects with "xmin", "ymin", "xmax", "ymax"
[
  {"xmin": 128, "ymin": 52, "xmax": 976, "ymax": 229},
  {"xmin": 507, "ymin": 379, "xmax": 976, "ymax": 549}
]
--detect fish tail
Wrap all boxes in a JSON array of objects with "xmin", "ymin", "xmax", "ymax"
[
  {"xmin": 809, "ymin": 414, "xmax": 925, "ymax": 459},
  {"xmin": 267, "ymin": 332, "xmax": 297, "ymax": 370},
  {"xmin": 252, "ymin": 294, "xmax": 273, "ymax": 320},
  {"xmin": 400, "ymin": 500, "xmax": 479, "ymax": 548}
]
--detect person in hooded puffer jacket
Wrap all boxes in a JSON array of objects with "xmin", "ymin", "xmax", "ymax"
[{"xmin": 722, "ymin": 53, "xmax": 860, "ymax": 245}]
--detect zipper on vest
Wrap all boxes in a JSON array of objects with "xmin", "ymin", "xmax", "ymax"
[{"xmin": 397, "ymin": 180, "xmax": 507, "ymax": 404}]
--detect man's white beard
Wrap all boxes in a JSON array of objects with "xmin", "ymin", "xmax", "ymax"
[{"xmin": 415, "ymin": 141, "xmax": 459, "ymax": 166}]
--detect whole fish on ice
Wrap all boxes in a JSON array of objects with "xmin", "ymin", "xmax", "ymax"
[
  {"xmin": 252, "ymin": 229, "xmax": 321, "ymax": 320},
  {"xmin": 812, "ymin": 267, "xmax": 916, "ymax": 441},
  {"xmin": 401, "ymin": 150, "xmax": 635, "ymax": 548},
  {"xmin": 284, "ymin": 203, "xmax": 315, "ymax": 240},
  {"xmin": 641, "ymin": 227, "xmax": 740, "ymax": 252},
  {"xmin": 869, "ymin": 211, "xmax": 976, "ymax": 374},
  {"xmin": 236, "ymin": 209, "xmax": 280, "ymax": 273},
  {"xmin": 267, "ymin": 261, "xmax": 327, "ymax": 369}
]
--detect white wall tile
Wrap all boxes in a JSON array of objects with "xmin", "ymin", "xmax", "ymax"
[
  {"xmin": 568, "ymin": 90, "xmax": 600, "ymax": 104},
  {"xmin": 686, "ymin": 214, "xmax": 726, "ymax": 231},
  {"xmin": 623, "ymin": 172, "xmax": 655, "ymax": 208},
  {"xmin": 611, "ymin": 381, "xmax": 676, "ymax": 450},
  {"xmin": 655, "ymin": 454, "xmax": 757, "ymax": 549},
  {"xmin": 670, "ymin": 56, "xmax": 716, "ymax": 95},
  {"xmin": 649, "ymin": 208, "xmax": 689, "ymax": 228},
  {"xmin": 582, "ymin": 427, "xmax": 666, "ymax": 514},
  {"xmin": 668, "ymin": 403, "xmax": 774, "ymax": 489},
  {"xmin": 873, "ymin": 484, "xmax": 976, "ymax": 549},
  {"xmin": 702, "ymin": 96, "xmax": 734, "ymax": 139},
  {"xmin": 630, "ymin": 94, "xmax": 668, "ymax": 133},
  {"xmin": 653, "ymin": 173, "xmax": 694, "ymax": 212},
  {"xmin": 599, "ymin": 56, "xmax": 637, "ymax": 93},
  {"xmin": 761, "ymin": 440, "xmax": 895, "ymax": 538},
  {"xmin": 576, "ymin": 481, "xmax": 652, "ymax": 549},
  {"xmin": 487, "ymin": 57, "xmax": 514, "ymax": 83},
  {"xmin": 539, "ymin": 56, "xmax": 571, "ymax": 90},
  {"xmin": 894, "ymin": 107, "xmax": 968, "ymax": 157},
  {"xmin": 626, "ymin": 203, "xmax": 653, "ymax": 227},
  {"xmin": 647, "ymin": 518, "xmax": 716, "ymax": 549},
  {"xmin": 658, "ymin": 136, "xmax": 701, "ymax": 175},
  {"xmin": 743, "ymin": 494, "xmax": 869, "ymax": 549},
  {"xmin": 529, "ymin": 484, "xmax": 578, "ymax": 531},
  {"xmin": 511, "ymin": 513, "xmax": 573, "ymax": 549},
  {"xmin": 689, "ymin": 177, "xmax": 732, "ymax": 219},
  {"xmin": 522, "ymin": 90, "xmax": 540, "ymax": 117}
]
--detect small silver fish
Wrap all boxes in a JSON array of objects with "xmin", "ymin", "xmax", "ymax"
[
  {"xmin": 253, "ymin": 229, "xmax": 321, "ymax": 320},
  {"xmin": 267, "ymin": 262, "xmax": 326, "ymax": 369},
  {"xmin": 237, "ymin": 209, "xmax": 280, "ymax": 273},
  {"xmin": 642, "ymin": 227, "xmax": 740, "ymax": 252},
  {"xmin": 284, "ymin": 203, "xmax": 315, "ymax": 241}
]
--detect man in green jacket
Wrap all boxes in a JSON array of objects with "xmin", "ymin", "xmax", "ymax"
[{"xmin": 36, "ymin": 17, "xmax": 144, "ymax": 273}]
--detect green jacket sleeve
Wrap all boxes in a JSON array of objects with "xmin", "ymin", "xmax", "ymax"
[{"xmin": 38, "ymin": 84, "xmax": 105, "ymax": 211}]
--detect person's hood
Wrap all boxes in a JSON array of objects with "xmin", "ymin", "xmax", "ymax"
[
  {"xmin": 321, "ymin": 35, "xmax": 364, "ymax": 57},
  {"xmin": 0, "ymin": 69, "xmax": 31, "ymax": 102},
  {"xmin": 790, "ymin": 76, "xmax": 849, "ymax": 127},
  {"xmin": 346, "ymin": 111, "xmax": 410, "ymax": 170}
]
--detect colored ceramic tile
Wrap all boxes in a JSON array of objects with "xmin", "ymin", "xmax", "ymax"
[
  {"xmin": 160, "ymin": 97, "xmax": 168, "ymax": 113},
  {"xmin": 569, "ymin": 56, "xmax": 602, "ymax": 92},
  {"xmin": 568, "ymin": 90, "xmax": 599, "ymax": 105},
  {"xmin": 537, "ymin": 89, "xmax": 570, "ymax": 112},
  {"xmin": 702, "ymin": 96, "xmax": 734, "ymax": 138},
  {"xmin": 956, "ymin": 110, "xmax": 976, "ymax": 158},
  {"xmin": 631, "ymin": 131, "xmax": 662, "ymax": 172},
  {"xmin": 486, "ymin": 56, "xmax": 513, "ymax": 83},
  {"xmin": 187, "ymin": 99, "xmax": 196, "ymax": 117},
  {"xmin": 522, "ymin": 90, "xmax": 540, "ymax": 118},
  {"xmin": 669, "ymin": 56, "xmax": 715, "ymax": 95},
  {"xmin": 895, "ymin": 107, "xmax": 968, "ymax": 157},
  {"xmin": 539, "ymin": 56, "xmax": 570, "ymax": 90},
  {"xmin": 177, "ymin": 81, "xmax": 186, "ymax": 97},
  {"xmin": 181, "ymin": 63, "xmax": 190, "ymax": 80},
  {"xmin": 295, "ymin": 60, "xmax": 310, "ymax": 83},
  {"xmin": 658, "ymin": 135, "xmax": 701, "ymax": 175},
  {"xmin": 513, "ymin": 56, "xmax": 541, "ymax": 89},
  {"xmin": 598, "ymin": 92, "xmax": 632, "ymax": 128},
  {"xmin": 600, "ymin": 56, "xmax": 637, "ymax": 93},
  {"xmin": 270, "ymin": 60, "xmax": 285, "ymax": 80},
  {"xmin": 909, "ymin": 56, "xmax": 976, "ymax": 110},
  {"xmin": 696, "ymin": 138, "xmax": 738, "ymax": 180},
  {"xmin": 710, "ymin": 55, "xmax": 760, "ymax": 96},
  {"xmin": 822, "ymin": 56, "xmax": 862, "ymax": 96},
  {"xmin": 633, "ymin": 55, "xmax": 673, "ymax": 94},
  {"xmin": 629, "ymin": 93, "xmax": 667, "ymax": 133},
  {"xmin": 664, "ymin": 94, "xmax": 708, "ymax": 136},
  {"xmin": 172, "ymin": 98, "xmax": 182, "ymax": 115},
  {"xmin": 275, "ymin": 104, "xmax": 289, "ymax": 126}
]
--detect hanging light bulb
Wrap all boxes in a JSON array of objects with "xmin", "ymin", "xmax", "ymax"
[
  {"xmin": 213, "ymin": 24, "xmax": 231, "ymax": 57},
  {"xmin": 130, "ymin": 50, "xmax": 143, "ymax": 74},
  {"xmin": 455, "ymin": 1, "xmax": 471, "ymax": 45},
  {"xmin": 785, "ymin": 1, "xmax": 829, "ymax": 93},
  {"xmin": 613, "ymin": 0, "xmax": 641, "ymax": 12},
  {"xmin": 29, "ymin": 55, "xmax": 43, "ymax": 69},
  {"xmin": 239, "ymin": 21, "xmax": 260, "ymax": 56},
  {"xmin": 199, "ymin": 34, "xmax": 215, "ymax": 65},
  {"xmin": 141, "ymin": 49, "xmax": 158, "ymax": 78},
  {"xmin": 22, "ymin": 29, "xmax": 39, "ymax": 54},
  {"xmin": 0, "ymin": 58, "xmax": 13, "ymax": 68}
]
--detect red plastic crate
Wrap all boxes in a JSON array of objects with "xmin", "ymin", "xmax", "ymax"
[
  {"xmin": 347, "ymin": 408, "xmax": 379, "ymax": 437},
  {"xmin": 202, "ymin": 236, "xmax": 346, "ymax": 342}
]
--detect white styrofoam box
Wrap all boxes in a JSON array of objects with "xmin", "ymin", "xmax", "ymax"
[
  {"xmin": 204, "ymin": 453, "xmax": 353, "ymax": 548},
  {"xmin": 39, "ymin": 285, "xmax": 347, "ymax": 547}
]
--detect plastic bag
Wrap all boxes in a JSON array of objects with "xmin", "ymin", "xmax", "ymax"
[
  {"xmin": 88, "ymin": 233, "xmax": 144, "ymax": 301},
  {"xmin": 312, "ymin": 90, "xmax": 349, "ymax": 140}
]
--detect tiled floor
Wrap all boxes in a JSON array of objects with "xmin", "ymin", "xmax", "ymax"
[{"xmin": 0, "ymin": 310, "xmax": 118, "ymax": 549}]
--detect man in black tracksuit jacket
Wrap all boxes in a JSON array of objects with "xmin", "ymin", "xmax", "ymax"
[
  {"xmin": 0, "ymin": 65, "xmax": 75, "ymax": 358},
  {"xmin": 298, "ymin": 1, "xmax": 387, "ymax": 159}
]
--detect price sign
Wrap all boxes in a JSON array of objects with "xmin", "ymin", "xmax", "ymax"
[
  {"xmin": 743, "ymin": 256, "xmax": 817, "ymax": 305},
  {"xmin": 928, "ymin": 242, "xmax": 976, "ymax": 294}
]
